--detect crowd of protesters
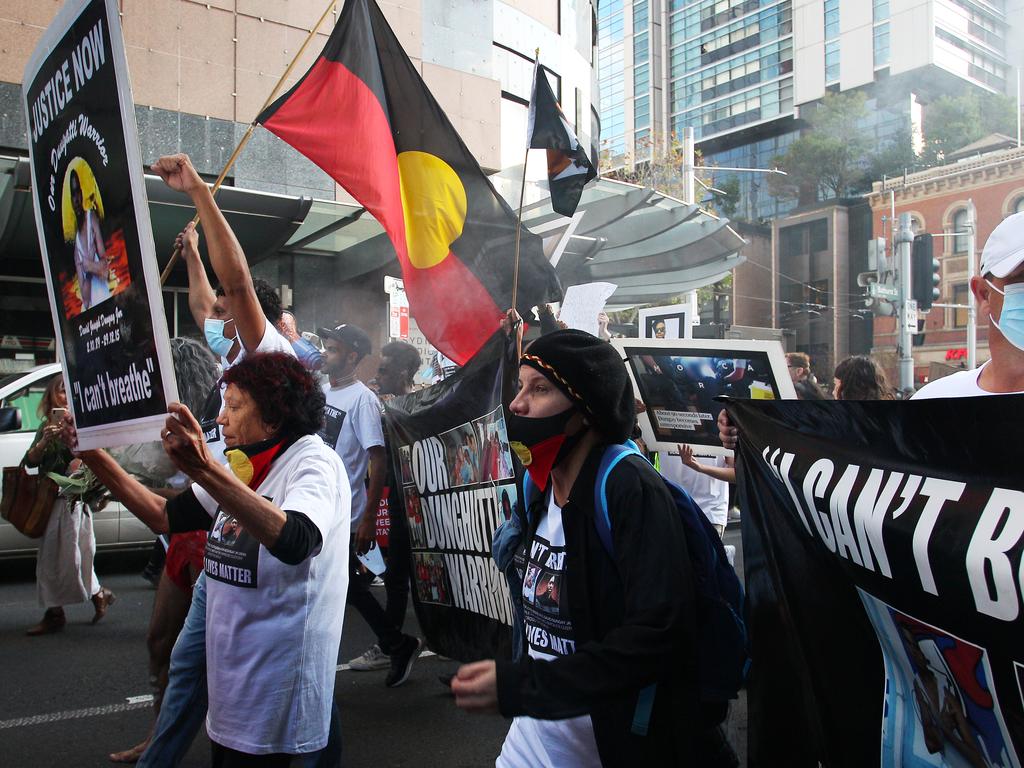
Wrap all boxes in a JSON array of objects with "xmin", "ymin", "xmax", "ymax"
[{"xmin": 16, "ymin": 142, "xmax": 1024, "ymax": 768}]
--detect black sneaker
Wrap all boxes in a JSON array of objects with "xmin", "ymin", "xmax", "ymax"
[{"xmin": 385, "ymin": 636, "xmax": 423, "ymax": 688}]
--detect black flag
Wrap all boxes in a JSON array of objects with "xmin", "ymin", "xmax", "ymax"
[{"xmin": 527, "ymin": 61, "xmax": 597, "ymax": 217}]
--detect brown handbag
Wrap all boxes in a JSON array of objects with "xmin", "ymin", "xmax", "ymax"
[{"xmin": 0, "ymin": 463, "xmax": 60, "ymax": 538}]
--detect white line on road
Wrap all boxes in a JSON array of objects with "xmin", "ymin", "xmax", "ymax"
[
  {"xmin": 0, "ymin": 701, "xmax": 152, "ymax": 730},
  {"xmin": 3, "ymin": 651, "xmax": 443, "ymax": 730}
]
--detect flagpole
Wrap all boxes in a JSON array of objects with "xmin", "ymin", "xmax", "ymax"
[
  {"xmin": 160, "ymin": 0, "xmax": 338, "ymax": 285},
  {"xmin": 511, "ymin": 49, "xmax": 540, "ymax": 358}
]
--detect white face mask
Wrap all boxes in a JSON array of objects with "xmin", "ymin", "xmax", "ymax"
[{"xmin": 986, "ymin": 280, "xmax": 1024, "ymax": 352}]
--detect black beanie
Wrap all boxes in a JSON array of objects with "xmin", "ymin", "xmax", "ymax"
[{"xmin": 521, "ymin": 329, "xmax": 635, "ymax": 444}]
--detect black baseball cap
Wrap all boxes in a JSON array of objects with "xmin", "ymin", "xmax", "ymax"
[{"xmin": 317, "ymin": 323, "xmax": 372, "ymax": 358}]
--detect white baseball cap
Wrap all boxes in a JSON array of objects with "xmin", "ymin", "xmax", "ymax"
[{"xmin": 980, "ymin": 211, "xmax": 1024, "ymax": 278}]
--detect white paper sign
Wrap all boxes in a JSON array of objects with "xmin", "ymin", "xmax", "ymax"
[{"xmin": 558, "ymin": 282, "xmax": 617, "ymax": 335}]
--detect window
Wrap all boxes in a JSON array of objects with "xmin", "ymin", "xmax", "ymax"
[
  {"xmin": 873, "ymin": 0, "xmax": 890, "ymax": 22},
  {"xmin": 873, "ymin": 22, "xmax": 890, "ymax": 67},
  {"xmin": 951, "ymin": 208, "xmax": 969, "ymax": 254},
  {"xmin": 824, "ymin": 41, "xmax": 839, "ymax": 83},
  {"xmin": 824, "ymin": 0, "xmax": 839, "ymax": 39},
  {"xmin": 1014, "ymin": 197, "xmax": 1024, "ymax": 215},
  {"xmin": 809, "ymin": 219, "xmax": 829, "ymax": 252},
  {"xmin": 0, "ymin": 376, "xmax": 56, "ymax": 433},
  {"xmin": 953, "ymin": 283, "xmax": 969, "ymax": 328}
]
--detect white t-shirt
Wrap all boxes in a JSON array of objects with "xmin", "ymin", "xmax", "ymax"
[
  {"xmin": 498, "ymin": 494, "xmax": 601, "ymax": 768},
  {"xmin": 658, "ymin": 451, "xmax": 729, "ymax": 527},
  {"xmin": 202, "ymin": 319, "xmax": 295, "ymax": 461},
  {"xmin": 319, "ymin": 380, "xmax": 385, "ymax": 530},
  {"xmin": 912, "ymin": 362, "xmax": 1023, "ymax": 399},
  {"xmin": 193, "ymin": 435, "xmax": 351, "ymax": 754}
]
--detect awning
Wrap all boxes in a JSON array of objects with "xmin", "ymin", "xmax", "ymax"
[
  {"xmin": 0, "ymin": 156, "xmax": 374, "ymax": 285},
  {"xmin": 492, "ymin": 172, "xmax": 747, "ymax": 308}
]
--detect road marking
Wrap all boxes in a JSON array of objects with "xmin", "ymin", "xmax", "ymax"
[
  {"xmin": 0, "ymin": 701, "xmax": 152, "ymax": 730},
  {"xmin": 2, "ymin": 651, "xmax": 442, "ymax": 730}
]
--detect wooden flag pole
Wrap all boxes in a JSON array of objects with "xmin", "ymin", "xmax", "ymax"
[
  {"xmin": 160, "ymin": 0, "xmax": 338, "ymax": 285},
  {"xmin": 510, "ymin": 48, "xmax": 540, "ymax": 358}
]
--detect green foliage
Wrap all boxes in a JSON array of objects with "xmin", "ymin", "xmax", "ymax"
[
  {"xmin": 711, "ymin": 176, "xmax": 741, "ymax": 220},
  {"xmin": 770, "ymin": 92, "xmax": 872, "ymax": 204},
  {"xmin": 864, "ymin": 126, "xmax": 920, "ymax": 184},
  {"xmin": 920, "ymin": 91, "xmax": 1017, "ymax": 165}
]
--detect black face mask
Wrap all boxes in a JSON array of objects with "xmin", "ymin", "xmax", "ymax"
[{"xmin": 506, "ymin": 407, "xmax": 583, "ymax": 491}]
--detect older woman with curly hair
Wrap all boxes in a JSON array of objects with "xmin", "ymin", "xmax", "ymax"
[{"xmin": 76, "ymin": 352, "xmax": 351, "ymax": 767}]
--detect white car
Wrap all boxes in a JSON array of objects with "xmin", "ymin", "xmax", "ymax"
[{"xmin": 0, "ymin": 364, "xmax": 153, "ymax": 559}]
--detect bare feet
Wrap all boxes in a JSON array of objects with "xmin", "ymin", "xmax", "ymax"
[{"xmin": 109, "ymin": 738, "xmax": 149, "ymax": 763}]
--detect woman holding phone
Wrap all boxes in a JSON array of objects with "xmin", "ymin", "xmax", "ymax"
[{"xmin": 23, "ymin": 375, "xmax": 115, "ymax": 635}]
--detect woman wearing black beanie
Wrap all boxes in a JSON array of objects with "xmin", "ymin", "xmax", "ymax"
[{"xmin": 453, "ymin": 330, "xmax": 737, "ymax": 767}]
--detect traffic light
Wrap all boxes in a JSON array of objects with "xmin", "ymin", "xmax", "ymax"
[{"xmin": 912, "ymin": 234, "xmax": 940, "ymax": 311}]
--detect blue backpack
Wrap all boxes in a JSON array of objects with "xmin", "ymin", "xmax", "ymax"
[{"xmin": 522, "ymin": 443, "xmax": 748, "ymax": 733}]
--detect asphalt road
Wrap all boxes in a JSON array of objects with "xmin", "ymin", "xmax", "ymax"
[{"xmin": 0, "ymin": 528, "xmax": 747, "ymax": 767}]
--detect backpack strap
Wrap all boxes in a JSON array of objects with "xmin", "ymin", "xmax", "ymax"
[
  {"xmin": 592, "ymin": 441, "xmax": 644, "ymax": 558},
  {"xmin": 591, "ymin": 440, "xmax": 661, "ymax": 737}
]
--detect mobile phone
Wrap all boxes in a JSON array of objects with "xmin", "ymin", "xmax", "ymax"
[{"xmin": 51, "ymin": 407, "xmax": 67, "ymax": 420}]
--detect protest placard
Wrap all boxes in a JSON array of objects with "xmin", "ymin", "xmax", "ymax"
[
  {"xmin": 612, "ymin": 337, "xmax": 794, "ymax": 455},
  {"xmin": 384, "ymin": 335, "xmax": 517, "ymax": 661},
  {"xmin": 23, "ymin": 0, "xmax": 176, "ymax": 449},
  {"xmin": 730, "ymin": 395, "xmax": 1024, "ymax": 768}
]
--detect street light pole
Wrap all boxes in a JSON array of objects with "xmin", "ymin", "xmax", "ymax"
[
  {"xmin": 897, "ymin": 212, "xmax": 916, "ymax": 392},
  {"xmin": 966, "ymin": 199, "xmax": 977, "ymax": 370},
  {"xmin": 682, "ymin": 126, "xmax": 695, "ymax": 205}
]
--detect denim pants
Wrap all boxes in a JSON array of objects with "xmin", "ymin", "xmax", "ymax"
[
  {"xmin": 137, "ymin": 572, "xmax": 209, "ymax": 768},
  {"xmin": 137, "ymin": 573, "xmax": 338, "ymax": 767}
]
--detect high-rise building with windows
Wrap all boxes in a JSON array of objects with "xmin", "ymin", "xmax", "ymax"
[{"xmin": 599, "ymin": 0, "xmax": 1023, "ymax": 222}]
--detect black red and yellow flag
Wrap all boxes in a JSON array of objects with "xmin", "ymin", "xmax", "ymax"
[{"xmin": 256, "ymin": 0, "xmax": 561, "ymax": 365}]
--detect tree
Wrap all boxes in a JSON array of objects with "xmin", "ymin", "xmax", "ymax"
[
  {"xmin": 604, "ymin": 129, "xmax": 713, "ymax": 204},
  {"xmin": 865, "ymin": 126, "xmax": 921, "ymax": 185},
  {"xmin": 711, "ymin": 176, "xmax": 741, "ymax": 220},
  {"xmin": 770, "ymin": 91, "xmax": 872, "ymax": 204},
  {"xmin": 920, "ymin": 90, "xmax": 1017, "ymax": 165}
]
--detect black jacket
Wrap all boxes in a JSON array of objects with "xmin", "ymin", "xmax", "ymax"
[{"xmin": 495, "ymin": 443, "xmax": 704, "ymax": 765}]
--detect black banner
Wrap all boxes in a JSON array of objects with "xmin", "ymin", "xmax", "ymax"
[
  {"xmin": 728, "ymin": 395, "xmax": 1024, "ymax": 768},
  {"xmin": 383, "ymin": 335, "xmax": 518, "ymax": 661},
  {"xmin": 24, "ymin": 0, "xmax": 175, "ymax": 448}
]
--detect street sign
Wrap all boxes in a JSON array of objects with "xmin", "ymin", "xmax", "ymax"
[
  {"xmin": 868, "ymin": 283, "xmax": 898, "ymax": 299},
  {"xmin": 902, "ymin": 299, "xmax": 918, "ymax": 330}
]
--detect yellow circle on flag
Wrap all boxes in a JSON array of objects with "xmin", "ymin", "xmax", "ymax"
[{"xmin": 398, "ymin": 151, "xmax": 467, "ymax": 269}]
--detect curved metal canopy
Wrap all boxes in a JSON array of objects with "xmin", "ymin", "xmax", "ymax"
[{"xmin": 493, "ymin": 173, "xmax": 747, "ymax": 308}]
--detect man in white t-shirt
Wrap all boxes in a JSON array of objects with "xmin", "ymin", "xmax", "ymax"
[
  {"xmin": 913, "ymin": 211, "xmax": 1024, "ymax": 399},
  {"xmin": 317, "ymin": 323, "xmax": 424, "ymax": 688}
]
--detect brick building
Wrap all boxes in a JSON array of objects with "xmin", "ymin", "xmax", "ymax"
[{"xmin": 866, "ymin": 141, "xmax": 1024, "ymax": 387}]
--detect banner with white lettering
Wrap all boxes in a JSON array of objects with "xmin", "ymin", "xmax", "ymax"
[
  {"xmin": 727, "ymin": 396, "xmax": 1024, "ymax": 768},
  {"xmin": 383, "ymin": 335, "xmax": 517, "ymax": 661},
  {"xmin": 23, "ymin": 0, "xmax": 176, "ymax": 449}
]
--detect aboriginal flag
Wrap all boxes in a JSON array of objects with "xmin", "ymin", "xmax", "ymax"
[
  {"xmin": 527, "ymin": 61, "xmax": 597, "ymax": 217},
  {"xmin": 256, "ymin": 0, "xmax": 560, "ymax": 365}
]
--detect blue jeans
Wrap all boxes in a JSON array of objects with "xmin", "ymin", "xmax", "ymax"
[{"xmin": 137, "ymin": 572, "xmax": 209, "ymax": 768}]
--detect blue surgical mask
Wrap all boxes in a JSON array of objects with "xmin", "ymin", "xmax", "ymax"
[
  {"xmin": 986, "ymin": 280, "xmax": 1024, "ymax": 352},
  {"xmin": 204, "ymin": 318, "xmax": 237, "ymax": 358}
]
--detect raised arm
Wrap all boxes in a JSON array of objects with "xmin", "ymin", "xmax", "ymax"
[
  {"xmin": 152, "ymin": 154, "xmax": 267, "ymax": 352},
  {"xmin": 77, "ymin": 448, "xmax": 170, "ymax": 534},
  {"xmin": 178, "ymin": 221, "xmax": 215, "ymax": 328},
  {"xmin": 162, "ymin": 402, "xmax": 287, "ymax": 548}
]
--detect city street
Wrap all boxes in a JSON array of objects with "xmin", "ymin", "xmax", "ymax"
[{"xmin": 0, "ymin": 530, "xmax": 746, "ymax": 767}]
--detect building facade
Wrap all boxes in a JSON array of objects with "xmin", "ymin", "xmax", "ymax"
[
  {"xmin": 866, "ymin": 144, "xmax": 1024, "ymax": 386},
  {"xmin": 0, "ymin": 0, "xmax": 598, "ymax": 368},
  {"xmin": 601, "ymin": 0, "xmax": 1022, "ymax": 223}
]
